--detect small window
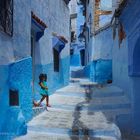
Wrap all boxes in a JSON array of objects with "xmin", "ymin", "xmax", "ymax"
[
  {"xmin": 0, "ymin": 0, "xmax": 13, "ymax": 36},
  {"xmin": 70, "ymin": 49, "xmax": 74, "ymax": 56},
  {"xmin": 53, "ymin": 48, "xmax": 60, "ymax": 72},
  {"xmin": 9, "ymin": 89, "xmax": 19, "ymax": 106}
]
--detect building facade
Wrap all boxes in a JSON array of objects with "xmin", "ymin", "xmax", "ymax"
[
  {"xmin": 112, "ymin": 0, "xmax": 140, "ymax": 134},
  {"xmin": 69, "ymin": 0, "xmax": 85, "ymax": 67},
  {"xmin": 81, "ymin": 0, "xmax": 113, "ymax": 83},
  {"xmin": 0, "ymin": 0, "xmax": 70, "ymax": 139},
  {"xmin": 82, "ymin": 0, "xmax": 140, "ymax": 136}
]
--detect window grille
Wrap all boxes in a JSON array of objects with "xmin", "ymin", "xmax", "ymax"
[{"xmin": 0, "ymin": 0, "xmax": 13, "ymax": 36}]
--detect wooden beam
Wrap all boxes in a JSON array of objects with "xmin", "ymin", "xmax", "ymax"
[{"xmin": 95, "ymin": 10, "xmax": 112, "ymax": 15}]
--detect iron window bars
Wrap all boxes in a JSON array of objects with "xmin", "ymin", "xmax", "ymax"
[{"xmin": 0, "ymin": 0, "xmax": 13, "ymax": 36}]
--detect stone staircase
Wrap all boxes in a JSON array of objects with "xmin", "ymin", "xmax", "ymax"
[
  {"xmin": 15, "ymin": 78, "xmax": 132, "ymax": 140},
  {"xmin": 32, "ymin": 106, "xmax": 47, "ymax": 117},
  {"xmin": 70, "ymin": 66, "xmax": 86, "ymax": 78},
  {"xmin": 79, "ymin": 78, "xmax": 132, "ymax": 133}
]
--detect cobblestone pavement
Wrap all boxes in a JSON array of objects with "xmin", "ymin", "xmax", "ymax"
[{"xmin": 15, "ymin": 80, "xmax": 121, "ymax": 140}]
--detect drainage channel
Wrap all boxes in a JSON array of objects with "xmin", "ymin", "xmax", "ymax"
[{"xmin": 70, "ymin": 85, "xmax": 93, "ymax": 140}]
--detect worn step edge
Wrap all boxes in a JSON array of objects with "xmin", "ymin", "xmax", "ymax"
[
  {"xmin": 51, "ymin": 103, "xmax": 131, "ymax": 111},
  {"xmin": 27, "ymin": 126, "xmax": 121, "ymax": 139},
  {"xmin": 32, "ymin": 107, "xmax": 47, "ymax": 117}
]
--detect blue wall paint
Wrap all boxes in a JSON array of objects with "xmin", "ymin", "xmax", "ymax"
[
  {"xmin": 9, "ymin": 57, "xmax": 33, "ymax": 121},
  {"xmin": 0, "ymin": 58, "xmax": 32, "ymax": 139},
  {"xmin": 84, "ymin": 27, "xmax": 113, "ymax": 84},
  {"xmin": 95, "ymin": 60, "xmax": 112, "ymax": 83},
  {"xmin": 0, "ymin": 65, "xmax": 9, "ymax": 134},
  {"xmin": 92, "ymin": 27, "xmax": 113, "ymax": 60},
  {"xmin": 0, "ymin": 0, "xmax": 70, "ymax": 139},
  {"xmin": 86, "ymin": 59, "xmax": 112, "ymax": 84},
  {"xmin": 112, "ymin": 0, "xmax": 140, "ymax": 134},
  {"xmin": 70, "ymin": 54, "xmax": 81, "ymax": 66},
  {"xmin": 84, "ymin": 63, "xmax": 91, "ymax": 78},
  {"xmin": 34, "ymin": 56, "xmax": 70, "ymax": 100},
  {"xmin": 0, "ymin": 56, "xmax": 70, "ymax": 139}
]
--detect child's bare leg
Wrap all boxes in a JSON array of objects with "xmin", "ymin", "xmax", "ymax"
[
  {"xmin": 46, "ymin": 95, "xmax": 51, "ymax": 107},
  {"xmin": 38, "ymin": 96, "xmax": 45, "ymax": 105}
]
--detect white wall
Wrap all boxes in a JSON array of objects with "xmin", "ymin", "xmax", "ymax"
[
  {"xmin": 92, "ymin": 27, "xmax": 113, "ymax": 60},
  {"xmin": 32, "ymin": 0, "xmax": 70, "ymax": 65}
]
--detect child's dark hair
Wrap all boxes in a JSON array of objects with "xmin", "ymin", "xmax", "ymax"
[
  {"xmin": 39, "ymin": 73, "xmax": 44, "ymax": 83},
  {"xmin": 39, "ymin": 73, "xmax": 47, "ymax": 83}
]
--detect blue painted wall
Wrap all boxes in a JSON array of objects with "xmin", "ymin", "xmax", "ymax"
[
  {"xmin": 0, "ymin": 65, "xmax": 9, "ymax": 135},
  {"xmin": 86, "ymin": 59, "xmax": 112, "ymax": 84},
  {"xmin": 70, "ymin": 54, "xmax": 81, "ymax": 66},
  {"xmin": 84, "ymin": 63, "xmax": 91, "ymax": 78},
  {"xmin": 0, "ymin": 58, "xmax": 32, "ymax": 139},
  {"xmin": 9, "ymin": 58, "xmax": 33, "ymax": 121},
  {"xmin": 0, "ymin": 0, "xmax": 70, "ymax": 139},
  {"xmin": 112, "ymin": 0, "xmax": 140, "ymax": 134},
  {"xmin": 70, "ymin": 3, "xmax": 85, "ymax": 67},
  {"xmin": 34, "ymin": 56, "xmax": 70, "ymax": 100},
  {"xmin": 85, "ymin": 27, "xmax": 113, "ymax": 84}
]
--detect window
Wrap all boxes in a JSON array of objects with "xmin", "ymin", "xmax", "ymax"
[
  {"xmin": 70, "ymin": 48, "xmax": 74, "ymax": 56},
  {"xmin": 0, "ymin": 0, "xmax": 13, "ymax": 36},
  {"xmin": 71, "ymin": 31, "xmax": 76, "ymax": 42},
  {"xmin": 53, "ymin": 48, "xmax": 60, "ymax": 72},
  {"xmin": 9, "ymin": 89, "xmax": 19, "ymax": 106}
]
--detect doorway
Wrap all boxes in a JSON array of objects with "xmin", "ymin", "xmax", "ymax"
[{"xmin": 80, "ymin": 49, "xmax": 85, "ymax": 66}]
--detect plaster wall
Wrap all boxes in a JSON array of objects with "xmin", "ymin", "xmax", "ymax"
[
  {"xmin": 31, "ymin": 0, "xmax": 70, "ymax": 96},
  {"xmin": 0, "ymin": 0, "xmax": 70, "ymax": 138},
  {"xmin": 112, "ymin": 0, "xmax": 140, "ymax": 134},
  {"xmin": 31, "ymin": 0, "xmax": 70, "ymax": 65}
]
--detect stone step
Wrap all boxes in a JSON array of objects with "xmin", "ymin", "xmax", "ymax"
[
  {"xmin": 21, "ymin": 109, "xmax": 121, "ymax": 140},
  {"xmin": 91, "ymin": 85, "xmax": 124, "ymax": 98},
  {"xmin": 15, "ymin": 130, "xmax": 120, "ymax": 140},
  {"xmin": 56, "ymin": 84, "xmax": 124, "ymax": 98},
  {"xmin": 80, "ymin": 79, "xmax": 98, "ymax": 87},
  {"xmin": 51, "ymin": 94, "xmax": 130, "ymax": 105},
  {"xmin": 51, "ymin": 103, "xmax": 131, "ymax": 112},
  {"xmin": 71, "ymin": 67, "xmax": 86, "ymax": 78},
  {"xmin": 69, "ymin": 78, "xmax": 81, "ymax": 83},
  {"xmin": 32, "ymin": 107, "xmax": 47, "ymax": 117}
]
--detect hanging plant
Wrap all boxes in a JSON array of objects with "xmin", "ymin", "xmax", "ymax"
[{"xmin": 118, "ymin": 22, "xmax": 126, "ymax": 48}]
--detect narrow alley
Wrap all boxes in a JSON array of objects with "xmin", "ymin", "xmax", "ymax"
[
  {"xmin": 1, "ymin": 0, "xmax": 140, "ymax": 140},
  {"xmin": 14, "ymin": 77, "xmax": 132, "ymax": 140}
]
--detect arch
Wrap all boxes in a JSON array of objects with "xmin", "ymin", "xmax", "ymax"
[{"xmin": 131, "ymin": 37, "xmax": 140, "ymax": 76}]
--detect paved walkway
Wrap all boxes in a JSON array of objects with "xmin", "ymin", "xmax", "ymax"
[{"xmin": 15, "ymin": 80, "xmax": 122, "ymax": 140}]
